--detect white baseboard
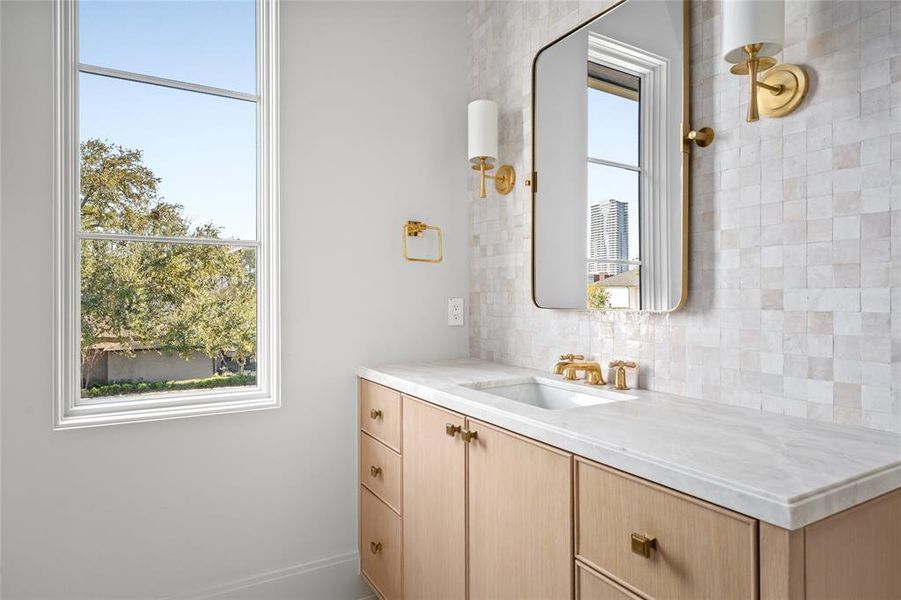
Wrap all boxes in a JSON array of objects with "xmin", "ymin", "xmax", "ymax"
[{"xmin": 164, "ymin": 551, "xmax": 375, "ymax": 600}]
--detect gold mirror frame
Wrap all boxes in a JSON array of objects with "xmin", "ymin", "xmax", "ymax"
[{"xmin": 529, "ymin": 0, "xmax": 693, "ymax": 312}]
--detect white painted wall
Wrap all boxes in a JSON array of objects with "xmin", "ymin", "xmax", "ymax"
[{"xmin": 0, "ymin": 1, "xmax": 468, "ymax": 598}]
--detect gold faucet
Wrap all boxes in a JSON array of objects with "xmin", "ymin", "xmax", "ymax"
[
  {"xmin": 553, "ymin": 354, "xmax": 584, "ymax": 375},
  {"xmin": 609, "ymin": 360, "xmax": 637, "ymax": 390},
  {"xmin": 562, "ymin": 361, "xmax": 606, "ymax": 385}
]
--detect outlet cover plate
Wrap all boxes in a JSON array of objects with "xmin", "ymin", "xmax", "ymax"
[{"xmin": 448, "ymin": 297, "xmax": 464, "ymax": 326}]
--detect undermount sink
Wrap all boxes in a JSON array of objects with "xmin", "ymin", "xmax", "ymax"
[{"xmin": 464, "ymin": 377, "xmax": 635, "ymax": 410}]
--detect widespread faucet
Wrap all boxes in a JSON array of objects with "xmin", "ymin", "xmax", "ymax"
[
  {"xmin": 562, "ymin": 361, "xmax": 605, "ymax": 385},
  {"xmin": 553, "ymin": 353, "xmax": 606, "ymax": 385}
]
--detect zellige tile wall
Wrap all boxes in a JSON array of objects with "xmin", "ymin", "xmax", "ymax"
[{"xmin": 467, "ymin": 0, "xmax": 901, "ymax": 432}]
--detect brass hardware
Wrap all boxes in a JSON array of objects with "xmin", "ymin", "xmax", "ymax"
[
  {"xmin": 609, "ymin": 360, "xmax": 637, "ymax": 391},
  {"xmin": 403, "ymin": 220, "xmax": 443, "ymax": 263},
  {"xmin": 370, "ymin": 541, "xmax": 382, "ymax": 554},
  {"xmin": 472, "ymin": 156, "xmax": 516, "ymax": 198},
  {"xmin": 730, "ymin": 44, "xmax": 808, "ymax": 122},
  {"xmin": 553, "ymin": 353, "xmax": 585, "ymax": 375},
  {"xmin": 369, "ymin": 465, "xmax": 382, "ymax": 477},
  {"xmin": 369, "ymin": 408, "xmax": 382, "ymax": 420},
  {"xmin": 631, "ymin": 533, "xmax": 656, "ymax": 558},
  {"xmin": 561, "ymin": 361, "xmax": 606, "ymax": 385},
  {"xmin": 686, "ymin": 127, "xmax": 715, "ymax": 148},
  {"xmin": 461, "ymin": 429, "xmax": 478, "ymax": 443},
  {"xmin": 445, "ymin": 423, "xmax": 462, "ymax": 437}
]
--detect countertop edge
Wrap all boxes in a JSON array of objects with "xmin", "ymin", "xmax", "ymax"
[{"xmin": 356, "ymin": 364, "xmax": 901, "ymax": 530}]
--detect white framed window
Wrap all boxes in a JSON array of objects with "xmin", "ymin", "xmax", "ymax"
[{"xmin": 53, "ymin": 0, "xmax": 280, "ymax": 429}]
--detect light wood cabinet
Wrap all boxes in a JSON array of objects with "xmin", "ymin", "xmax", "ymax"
[
  {"xmin": 576, "ymin": 561, "xmax": 643, "ymax": 600},
  {"xmin": 468, "ymin": 419, "xmax": 573, "ymax": 599},
  {"xmin": 358, "ymin": 378, "xmax": 901, "ymax": 600},
  {"xmin": 361, "ymin": 486, "xmax": 402, "ymax": 600},
  {"xmin": 576, "ymin": 457, "xmax": 757, "ymax": 600},
  {"xmin": 360, "ymin": 431, "xmax": 402, "ymax": 514},
  {"xmin": 361, "ymin": 379, "xmax": 402, "ymax": 452},
  {"xmin": 401, "ymin": 396, "xmax": 466, "ymax": 600}
]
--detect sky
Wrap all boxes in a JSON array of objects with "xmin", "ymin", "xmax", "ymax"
[
  {"xmin": 587, "ymin": 86, "xmax": 641, "ymax": 262},
  {"xmin": 79, "ymin": 0, "xmax": 258, "ymax": 241}
]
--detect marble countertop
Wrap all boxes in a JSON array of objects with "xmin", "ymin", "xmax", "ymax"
[{"xmin": 357, "ymin": 359, "xmax": 901, "ymax": 530}]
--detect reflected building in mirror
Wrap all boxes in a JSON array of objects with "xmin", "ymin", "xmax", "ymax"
[{"xmin": 588, "ymin": 199, "xmax": 629, "ymax": 278}]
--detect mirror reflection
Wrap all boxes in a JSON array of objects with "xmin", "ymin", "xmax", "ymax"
[{"xmin": 532, "ymin": 0, "xmax": 688, "ymax": 311}]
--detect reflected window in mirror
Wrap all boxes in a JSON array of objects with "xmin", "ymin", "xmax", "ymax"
[
  {"xmin": 586, "ymin": 65, "xmax": 640, "ymax": 310},
  {"xmin": 532, "ymin": 0, "xmax": 687, "ymax": 312}
]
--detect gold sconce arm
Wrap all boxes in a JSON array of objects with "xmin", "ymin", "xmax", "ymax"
[
  {"xmin": 472, "ymin": 157, "xmax": 515, "ymax": 199},
  {"xmin": 730, "ymin": 43, "xmax": 808, "ymax": 123},
  {"xmin": 403, "ymin": 220, "xmax": 443, "ymax": 263}
]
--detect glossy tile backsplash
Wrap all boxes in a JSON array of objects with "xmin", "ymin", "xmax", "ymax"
[{"xmin": 467, "ymin": 0, "xmax": 901, "ymax": 432}]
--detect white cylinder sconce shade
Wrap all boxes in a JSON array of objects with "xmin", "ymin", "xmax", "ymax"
[
  {"xmin": 468, "ymin": 99, "xmax": 498, "ymax": 164},
  {"xmin": 722, "ymin": 0, "xmax": 785, "ymax": 63}
]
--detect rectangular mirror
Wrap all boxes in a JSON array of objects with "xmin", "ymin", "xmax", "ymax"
[{"xmin": 531, "ymin": 0, "xmax": 690, "ymax": 311}]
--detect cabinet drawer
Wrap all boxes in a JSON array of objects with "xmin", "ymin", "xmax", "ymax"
[
  {"xmin": 576, "ymin": 458, "xmax": 757, "ymax": 600},
  {"xmin": 361, "ymin": 486, "xmax": 402, "ymax": 600},
  {"xmin": 361, "ymin": 432, "xmax": 402, "ymax": 514},
  {"xmin": 360, "ymin": 379, "xmax": 401, "ymax": 452},
  {"xmin": 576, "ymin": 562, "xmax": 643, "ymax": 600}
]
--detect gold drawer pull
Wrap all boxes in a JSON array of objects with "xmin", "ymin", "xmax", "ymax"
[
  {"xmin": 631, "ymin": 533, "xmax": 657, "ymax": 558},
  {"xmin": 370, "ymin": 541, "xmax": 382, "ymax": 554},
  {"xmin": 446, "ymin": 423, "xmax": 462, "ymax": 437},
  {"xmin": 369, "ymin": 408, "xmax": 382, "ymax": 420},
  {"xmin": 461, "ymin": 429, "xmax": 478, "ymax": 443},
  {"xmin": 370, "ymin": 465, "xmax": 382, "ymax": 477}
]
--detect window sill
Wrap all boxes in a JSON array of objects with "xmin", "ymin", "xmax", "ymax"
[{"xmin": 54, "ymin": 390, "xmax": 279, "ymax": 430}]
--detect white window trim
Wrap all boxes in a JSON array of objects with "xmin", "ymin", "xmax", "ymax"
[
  {"xmin": 588, "ymin": 32, "xmax": 670, "ymax": 312},
  {"xmin": 52, "ymin": 0, "xmax": 280, "ymax": 429}
]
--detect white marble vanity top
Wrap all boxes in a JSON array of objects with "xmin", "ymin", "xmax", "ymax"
[{"xmin": 357, "ymin": 359, "xmax": 901, "ymax": 530}]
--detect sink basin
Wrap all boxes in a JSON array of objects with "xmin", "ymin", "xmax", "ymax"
[{"xmin": 464, "ymin": 377, "xmax": 635, "ymax": 410}]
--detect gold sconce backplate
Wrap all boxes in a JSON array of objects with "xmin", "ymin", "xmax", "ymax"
[
  {"xmin": 494, "ymin": 164, "xmax": 516, "ymax": 194},
  {"xmin": 757, "ymin": 64, "xmax": 809, "ymax": 118},
  {"xmin": 471, "ymin": 158, "xmax": 516, "ymax": 198}
]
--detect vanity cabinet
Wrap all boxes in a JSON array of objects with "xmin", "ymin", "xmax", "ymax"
[
  {"xmin": 402, "ymin": 396, "xmax": 466, "ymax": 599},
  {"xmin": 359, "ymin": 378, "xmax": 901, "ymax": 600},
  {"xmin": 575, "ymin": 458, "xmax": 757, "ymax": 600},
  {"xmin": 467, "ymin": 419, "xmax": 573, "ymax": 599},
  {"xmin": 359, "ymin": 380, "xmax": 404, "ymax": 599}
]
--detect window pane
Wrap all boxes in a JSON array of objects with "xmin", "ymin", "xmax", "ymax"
[
  {"xmin": 79, "ymin": 73, "xmax": 256, "ymax": 241},
  {"xmin": 587, "ymin": 163, "xmax": 639, "ymax": 309},
  {"xmin": 80, "ymin": 239, "xmax": 257, "ymax": 400},
  {"xmin": 79, "ymin": 0, "xmax": 256, "ymax": 94},
  {"xmin": 587, "ymin": 65, "xmax": 640, "ymax": 166}
]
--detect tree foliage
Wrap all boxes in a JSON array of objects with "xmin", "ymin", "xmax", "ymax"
[
  {"xmin": 80, "ymin": 140, "xmax": 256, "ymax": 386},
  {"xmin": 587, "ymin": 283, "xmax": 611, "ymax": 310}
]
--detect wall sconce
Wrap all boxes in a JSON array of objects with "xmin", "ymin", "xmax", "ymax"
[
  {"xmin": 468, "ymin": 99, "xmax": 515, "ymax": 198},
  {"xmin": 723, "ymin": 0, "xmax": 808, "ymax": 122}
]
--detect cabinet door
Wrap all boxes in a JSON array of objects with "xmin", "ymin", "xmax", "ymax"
[
  {"xmin": 402, "ymin": 396, "xmax": 466, "ymax": 600},
  {"xmin": 467, "ymin": 419, "xmax": 573, "ymax": 600}
]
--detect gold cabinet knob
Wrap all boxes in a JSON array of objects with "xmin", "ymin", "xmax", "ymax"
[
  {"xmin": 631, "ymin": 533, "xmax": 657, "ymax": 558},
  {"xmin": 369, "ymin": 408, "xmax": 382, "ymax": 420},
  {"xmin": 686, "ymin": 127, "xmax": 715, "ymax": 147},
  {"xmin": 446, "ymin": 423, "xmax": 462, "ymax": 437},
  {"xmin": 369, "ymin": 465, "xmax": 382, "ymax": 477},
  {"xmin": 461, "ymin": 429, "xmax": 478, "ymax": 443},
  {"xmin": 370, "ymin": 541, "xmax": 382, "ymax": 554}
]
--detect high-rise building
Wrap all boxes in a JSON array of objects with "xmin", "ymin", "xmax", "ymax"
[{"xmin": 588, "ymin": 199, "xmax": 629, "ymax": 276}]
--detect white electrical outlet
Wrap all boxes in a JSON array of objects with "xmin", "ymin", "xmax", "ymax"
[{"xmin": 448, "ymin": 297, "xmax": 464, "ymax": 326}]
